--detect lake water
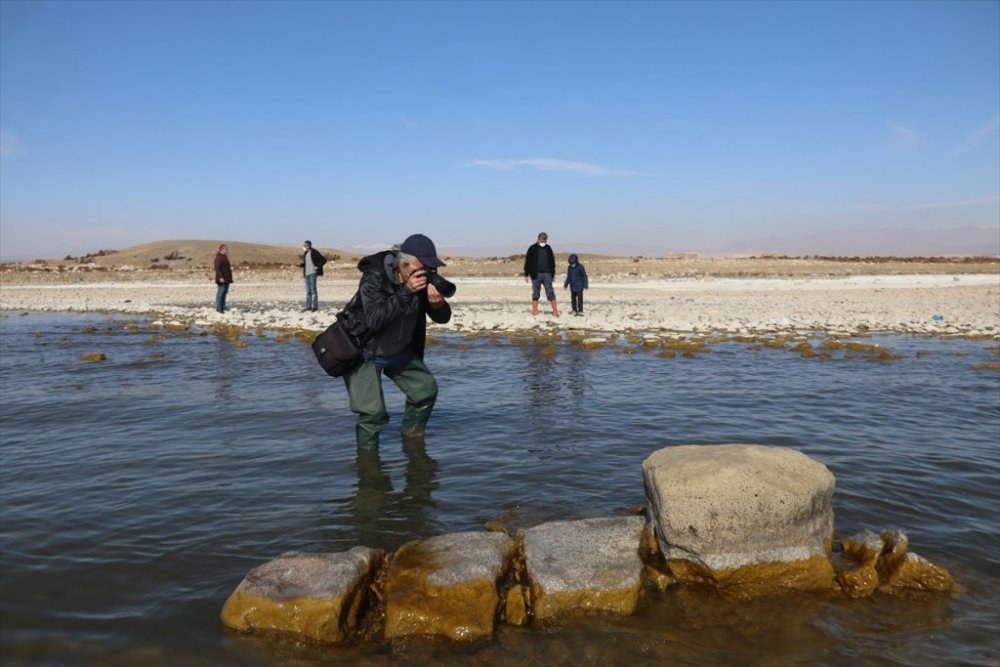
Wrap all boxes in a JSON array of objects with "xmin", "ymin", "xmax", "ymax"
[{"xmin": 1, "ymin": 312, "xmax": 998, "ymax": 666}]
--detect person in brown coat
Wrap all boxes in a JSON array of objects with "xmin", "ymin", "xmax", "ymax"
[{"xmin": 214, "ymin": 244, "xmax": 233, "ymax": 313}]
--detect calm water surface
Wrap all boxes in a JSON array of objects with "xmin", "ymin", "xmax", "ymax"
[{"xmin": 1, "ymin": 312, "xmax": 998, "ymax": 666}]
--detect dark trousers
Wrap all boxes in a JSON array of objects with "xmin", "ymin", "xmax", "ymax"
[
  {"xmin": 215, "ymin": 283, "xmax": 229, "ymax": 312},
  {"xmin": 571, "ymin": 290, "xmax": 584, "ymax": 313},
  {"xmin": 343, "ymin": 356, "xmax": 439, "ymax": 450}
]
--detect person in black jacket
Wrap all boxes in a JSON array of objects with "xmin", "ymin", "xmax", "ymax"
[
  {"xmin": 213, "ymin": 243, "xmax": 233, "ymax": 313},
  {"xmin": 298, "ymin": 240, "xmax": 327, "ymax": 312},
  {"xmin": 563, "ymin": 253, "xmax": 589, "ymax": 316},
  {"xmin": 523, "ymin": 232, "xmax": 559, "ymax": 317},
  {"xmin": 341, "ymin": 233, "xmax": 452, "ymax": 450}
]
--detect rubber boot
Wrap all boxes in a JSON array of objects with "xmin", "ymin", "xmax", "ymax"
[
  {"xmin": 400, "ymin": 423, "xmax": 426, "ymax": 438},
  {"xmin": 532, "ymin": 300, "xmax": 540, "ymax": 316},
  {"xmin": 550, "ymin": 300, "xmax": 560, "ymax": 318},
  {"xmin": 356, "ymin": 424, "xmax": 381, "ymax": 451}
]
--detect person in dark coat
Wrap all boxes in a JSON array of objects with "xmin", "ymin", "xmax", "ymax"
[
  {"xmin": 297, "ymin": 240, "xmax": 327, "ymax": 312},
  {"xmin": 340, "ymin": 233, "xmax": 452, "ymax": 450},
  {"xmin": 523, "ymin": 232, "xmax": 559, "ymax": 317},
  {"xmin": 213, "ymin": 244, "xmax": 233, "ymax": 313},
  {"xmin": 563, "ymin": 253, "xmax": 589, "ymax": 316}
]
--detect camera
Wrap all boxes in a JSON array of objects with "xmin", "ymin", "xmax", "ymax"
[{"xmin": 424, "ymin": 268, "xmax": 456, "ymax": 298}]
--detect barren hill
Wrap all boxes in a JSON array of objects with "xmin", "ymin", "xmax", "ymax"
[
  {"xmin": 3, "ymin": 239, "xmax": 997, "ymax": 281},
  {"xmin": 62, "ymin": 239, "xmax": 355, "ymax": 269}
]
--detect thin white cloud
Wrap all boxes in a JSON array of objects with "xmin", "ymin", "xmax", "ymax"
[
  {"xmin": 349, "ymin": 243, "xmax": 395, "ymax": 253},
  {"xmin": 886, "ymin": 123, "xmax": 924, "ymax": 141},
  {"xmin": 954, "ymin": 114, "xmax": 1000, "ymax": 155},
  {"xmin": 850, "ymin": 195, "xmax": 1000, "ymax": 212},
  {"xmin": 0, "ymin": 130, "xmax": 23, "ymax": 157},
  {"xmin": 886, "ymin": 122, "xmax": 925, "ymax": 149},
  {"xmin": 468, "ymin": 157, "xmax": 635, "ymax": 176}
]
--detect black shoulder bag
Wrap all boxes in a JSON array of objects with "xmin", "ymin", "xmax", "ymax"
[{"xmin": 311, "ymin": 291, "xmax": 367, "ymax": 378}]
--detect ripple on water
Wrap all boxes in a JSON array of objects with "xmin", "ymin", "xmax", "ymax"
[{"xmin": 1, "ymin": 313, "xmax": 997, "ymax": 666}]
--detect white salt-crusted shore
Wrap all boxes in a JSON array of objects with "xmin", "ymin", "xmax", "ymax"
[{"xmin": 2, "ymin": 273, "xmax": 998, "ymax": 339}]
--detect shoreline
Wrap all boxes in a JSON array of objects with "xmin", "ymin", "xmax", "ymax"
[{"xmin": 2, "ymin": 271, "xmax": 998, "ymax": 340}]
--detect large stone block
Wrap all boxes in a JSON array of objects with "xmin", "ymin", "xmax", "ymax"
[
  {"xmin": 521, "ymin": 515, "xmax": 647, "ymax": 621},
  {"xmin": 220, "ymin": 547, "xmax": 384, "ymax": 643},
  {"xmin": 643, "ymin": 444, "xmax": 835, "ymax": 591},
  {"xmin": 384, "ymin": 531, "xmax": 516, "ymax": 641}
]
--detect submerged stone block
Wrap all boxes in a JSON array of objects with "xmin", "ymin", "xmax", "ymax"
[
  {"xmin": 384, "ymin": 531, "xmax": 516, "ymax": 641},
  {"xmin": 220, "ymin": 547, "xmax": 384, "ymax": 643},
  {"xmin": 521, "ymin": 515, "xmax": 646, "ymax": 621},
  {"xmin": 642, "ymin": 444, "xmax": 835, "ymax": 591}
]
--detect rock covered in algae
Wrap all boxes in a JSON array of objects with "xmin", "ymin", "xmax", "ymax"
[
  {"xmin": 220, "ymin": 547, "xmax": 384, "ymax": 643},
  {"xmin": 837, "ymin": 528, "xmax": 953, "ymax": 596},
  {"xmin": 836, "ymin": 528, "xmax": 883, "ymax": 597},
  {"xmin": 384, "ymin": 531, "xmax": 516, "ymax": 641},
  {"xmin": 642, "ymin": 444, "xmax": 835, "ymax": 592},
  {"xmin": 521, "ymin": 516, "xmax": 647, "ymax": 621}
]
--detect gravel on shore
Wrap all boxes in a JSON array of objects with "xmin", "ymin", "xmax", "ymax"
[{"xmin": 2, "ymin": 271, "xmax": 998, "ymax": 340}]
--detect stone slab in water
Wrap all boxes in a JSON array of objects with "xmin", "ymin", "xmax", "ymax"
[
  {"xmin": 220, "ymin": 547, "xmax": 384, "ymax": 643},
  {"xmin": 521, "ymin": 515, "xmax": 647, "ymax": 621},
  {"xmin": 643, "ymin": 444, "xmax": 835, "ymax": 590},
  {"xmin": 384, "ymin": 530, "xmax": 516, "ymax": 641}
]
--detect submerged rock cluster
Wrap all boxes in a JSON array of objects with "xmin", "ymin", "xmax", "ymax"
[{"xmin": 220, "ymin": 444, "xmax": 954, "ymax": 645}]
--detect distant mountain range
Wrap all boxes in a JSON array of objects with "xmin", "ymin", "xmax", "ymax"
[
  {"xmin": 7, "ymin": 225, "xmax": 998, "ymax": 265},
  {"xmin": 719, "ymin": 225, "xmax": 1000, "ymax": 258},
  {"xmin": 439, "ymin": 225, "xmax": 1000, "ymax": 258}
]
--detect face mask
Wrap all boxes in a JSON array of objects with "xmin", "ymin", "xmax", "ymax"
[
  {"xmin": 538, "ymin": 242, "xmax": 546, "ymax": 247},
  {"xmin": 303, "ymin": 247, "xmax": 309, "ymax": 252}
]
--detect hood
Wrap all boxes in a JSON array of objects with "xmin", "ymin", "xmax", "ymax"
[
  {"xmin": 357, "ymin": 249, "xmax": 391, "ymax": 272},
  {"xmin": 357, "ymin": 249, "xmax": 401, "ymax": 283},
  {"xmin": 568, "ymin": 254, "xmax": 578, "ymax": 264}
]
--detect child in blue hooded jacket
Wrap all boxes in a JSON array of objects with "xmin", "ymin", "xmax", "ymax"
[{"xmin": 563, "ymin": 254, "xmax": 589, "ymax": 316}]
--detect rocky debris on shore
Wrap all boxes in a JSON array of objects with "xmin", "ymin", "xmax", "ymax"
[
  {"xmin": 220, "ymin": 445, "xmax": 955, "ymax": 646},
  {"xmin": 836, "ymin": 528, "xmax": 954, "ymax": 597},
  {"xmin": 2, "ymin": 272, "xmax": 997, "ymax": 340}
]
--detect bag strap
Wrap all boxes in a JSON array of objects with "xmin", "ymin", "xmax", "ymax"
[{"xmin": 338, "ymin": 289, "xmax": 369, "ymax": 345}]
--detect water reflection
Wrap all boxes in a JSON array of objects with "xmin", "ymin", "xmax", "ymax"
[
  {"xmin": 521, "ymin": 345, "xmax": 592, "ymax": 430},
  {"xmin": 213, "ymin": 337, "xmax": 236, "ymax": 402},
  {"xmin": 350, "ymin": 435, "xmax": 440, "ymax": 549}
]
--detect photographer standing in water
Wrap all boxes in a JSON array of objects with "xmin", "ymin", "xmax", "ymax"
[{"xmin": 341, "ymin": 234, "xmax": 453, "ymax": 450}]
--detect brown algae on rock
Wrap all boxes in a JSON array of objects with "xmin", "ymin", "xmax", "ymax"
[
  {"xmin": 972, "ymin": 362, "xmax": 1000, "ymax": 371},
  {"xmin": 384, "ymin": 532, "xmax": 516, "ymax": 641},
  {"xmin": 220, "ymin": 548, "xmax": 385, "ymax": 643},
  {"xmin": 835, "ymin": 529, "xmax": 953, "ymax": 597}
]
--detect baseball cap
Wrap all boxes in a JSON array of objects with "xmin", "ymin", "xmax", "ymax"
[{"xmin": 400, "ymin": 233, "xmax": 445, "ymax": 268}]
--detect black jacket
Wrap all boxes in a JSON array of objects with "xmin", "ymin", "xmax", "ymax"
[
  {"xmin": 523, "ymin": 243, "xmax": 556, "ymax": 279},
  {"xmin": 345, "ymin": 250, "xmax": 451, "ymax": 359},
  {"xmin": 300, "ymin": 248, "xmax": 327, "ymax": 276},
  {"xmin": 214, "ymin": 252, "xmax": 233, "ymax": 284}
]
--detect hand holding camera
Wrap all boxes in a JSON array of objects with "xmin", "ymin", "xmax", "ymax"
[
  {"xmin": 405, "ymin": 267, "xmax": 456, "ymax": 299},
  {"xmin": 424, "ymin": 268, "xmax": 456, "ymax": 298}
]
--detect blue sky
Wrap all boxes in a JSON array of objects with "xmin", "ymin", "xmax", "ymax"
[{"xmin": 1, "ymin": 0, "xmax": 998, "ymax": 260}]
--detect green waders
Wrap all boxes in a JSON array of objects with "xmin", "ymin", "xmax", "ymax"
[{"xmin": 343, "ymin": 356, "xmax": 439, "ymax": 450}]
